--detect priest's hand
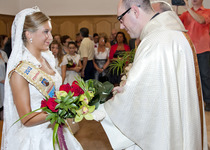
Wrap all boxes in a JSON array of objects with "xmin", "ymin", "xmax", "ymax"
[
  {"xmin": 92, "ymin": 107, "xmax": 106, "ymax": 122},
  {"xmin": 112, "ymin": 86, "xmax": 124, "ymax": 95}
]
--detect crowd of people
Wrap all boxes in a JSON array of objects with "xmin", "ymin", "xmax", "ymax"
[
  {"xmin": 46, "ymin": 28, "xmax": 132, "ymax": 85},
  {"xmin": 0, "ymin": 0, "xmax": 209, "ymax": 149}
]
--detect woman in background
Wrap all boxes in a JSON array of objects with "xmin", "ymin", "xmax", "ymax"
[
  {"xmin": 50, "ymin": 40, "xmax": 67, "ymax": 84},
  {"xmin": 109, "ymin": 32, "xmax": 130, "ymax": 86},
  {"xmin": 93, "ymin": 33, "xmax": 110, "ymax": 82},
  {"xmin": 65, "ymin": 41, "xmax": 82, "ymax": 85},
  {"xmin": 0, "ymin": 37, "xmax": 8, "ymax": 120}
]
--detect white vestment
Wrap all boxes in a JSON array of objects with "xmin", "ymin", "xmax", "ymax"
[{"xmin": 100, "ymin": 11, "xmax": 208, "ymax": 150}]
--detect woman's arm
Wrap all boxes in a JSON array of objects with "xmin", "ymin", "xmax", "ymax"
[
  {"xmin": 93, "ymin": 58, "xmax": 100, "ymax": 70},
  {"xmin": 10, "ymin": 72, "xmax": 48, "ymax": 127},
  {"xmin": 183, "ymin": 0, "xmax": 206, "ymax": 24},
  {"xmin": 102, "ymin": 57, "xmax": 110, "ymax": 70},
  {"xmin": 77, "ymin": 59, "xmax": 83, "ymax": 71},
  {"xmin": 61, "ymin": 65, "xmax": 66, "ymax": 84}
]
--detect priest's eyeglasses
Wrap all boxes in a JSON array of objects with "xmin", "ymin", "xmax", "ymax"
[{"xmin": 117, "ymin": 5, "xmax": 141, "ymax": 22}]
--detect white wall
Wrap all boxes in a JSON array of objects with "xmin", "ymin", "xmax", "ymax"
[
  {"xmin": 204, "ymin": 0, "xmax": 210, "ymax": 8},
  {"xmin": 19, "ymin": 0, "xmax": 119, "ymax": 16},
  {"xmin": 0, "ymin": 0, "xmax": 19, "ymax": 15},
  {"xmin": 0, "ymin": 0, "xmax": 209, "ymax": 16}
]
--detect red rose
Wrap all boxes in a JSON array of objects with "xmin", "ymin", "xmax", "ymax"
[
  {"xmin": 59, "ymin": 83, "xmax": 71, "ymax": 93},
  {"xmin": 41, "ymin": 99, "xmax": 47, "ymax": 108},
  {"xmin": 70, "ymin": 81, "xmax": 84, "ymax": 96},
  {"xmin": 71, "ymin": 81, "xmax": 78, "ymax": 85},
  {"xmin": 46, "ymin": 97, "xmax": 58, "ymax": 112}
]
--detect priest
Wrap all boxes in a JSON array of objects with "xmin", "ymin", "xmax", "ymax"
[{"xmin": 93, "ymin": 0, "xmax": 208, "ymax": 149}]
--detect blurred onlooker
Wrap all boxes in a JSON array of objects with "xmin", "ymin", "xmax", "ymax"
[
  {"xmin": 93, "ymin": 33, "xmax": 110, "ymax": 82},
  {"xmin": 109, "ymin": 31, "xmax": 130, "ymax": 86},
  {"xmin": 78, "ymin": 27, "xmax": 95, "ymax": 80},
  {"xmin": 61, "ymin": 35, "xmax": 72, "ymax": 54},
  {"xmin": 0, "ymin": 35, "xmax": 8, "ymax": 50},
  {"xmin": 110, "ymin": 29, "xmax": 118, "ymax": 46},
  {"xmin": 3, "ymin": 38, "xmax": 12, "ymax": 58},
  {"xmin": 178, "ymin": 0, "xmax": 210, "ymax": 111},
  {"xmin": 0, "ymin": 39, "xmax": 8, "ymax": 120},
  {"xmin": 93, "ymin": 33, "xmax": 99, "ymax": 48},
  {"xmin": 50, "ymin": 40, "xmax": 67, "ymax": 84},
  {"xmin": 65, "ymin": 41, "xmax": 82, "ymax": 85},
  {"xmin": 75, "ymin": 33, "xmax": 82, "ymax": 50},
  {"xmin": 53, "ymin": 34, "xmax": 61, "ymax": 44}
]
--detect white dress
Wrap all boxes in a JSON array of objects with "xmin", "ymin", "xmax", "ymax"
[
  {"xmin": 0, "ymin": 50, "xmax": 8, "ymax": 108},
  {"xmin": 1, "ymin": 49, "xmax": 83, "ymax": 150},
  {"xmin": 64, "ymin": 54, "xmax": 81, "ymax": 85},
  {"xmin": 94, "ymin": 47, "xmax": 109, "ymax": 80},
  {"xmin": 55, "ymin": 57, "xmax": 68, "ymax": 76}
]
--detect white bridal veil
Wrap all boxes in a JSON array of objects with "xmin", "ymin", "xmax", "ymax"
[{"xmin": 1, "ymin": 7, "xmax": 40, "ymax": 149}]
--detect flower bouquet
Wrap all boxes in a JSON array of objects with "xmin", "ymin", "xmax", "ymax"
[
  {"xmin": 14, "ymin": 76, "xmax": 114, "ymax": 150},
  {"xmin": 66, "ymin": 58, "xmax": 76, "ymax": 68}
]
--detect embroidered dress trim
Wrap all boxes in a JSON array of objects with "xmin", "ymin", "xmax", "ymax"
[{"xmin": 9, "ymin": 60, "xmax": 55, "ymax": 98}]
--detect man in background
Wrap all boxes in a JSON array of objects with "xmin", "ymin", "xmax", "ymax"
[
  {"xmin": 110, "ymin": 28, "xmax": 118, "ymax": 45},
  {"xmin": 179, "ymin": 0, "xmax": 210, "ymax": 111},
  {"xmin": 79, "ymin": 27, "xmax": 95, "ymax": 80},
  {"xmin": 93, "ymin": 33, "xmax": 99, "ymax": 48}
]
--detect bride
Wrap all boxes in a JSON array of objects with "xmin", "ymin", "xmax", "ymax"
[{"xmin": 1, "ymin": 7, "xmax": 83, "ymax": 150}]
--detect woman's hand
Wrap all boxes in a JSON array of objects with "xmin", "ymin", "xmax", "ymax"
[
  {"xmin": 112, "ymin": 86, "xmax": 124, "ymax": 95},
  {"xmin": 74, "ymin": 67, "xmax": 81, "ymax": 73},
  {"xmin": 97, "ymin": 68, "xmax": 103, "ymax": 73}
]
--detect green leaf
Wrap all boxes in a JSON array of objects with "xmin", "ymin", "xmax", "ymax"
[
  {"xmin": 53, "ymin": 123, "xmax": 59, "ymax": 150},
  {"xmin": 61, "ymin": 118, "xmax": 65, "ymax": 124},
  {"xmin": 55, "ymin": 104, "xmax": 61, "ymax": 109},
  {"xmin": 46, "ymin": 113, "xmax": 55, "ymax": 121},
  {"xmin": 65, "ymin": 97, "xmax": 76, "ymax": 105},
  {"xmin": 62, "ymin": 93, "xmax": 72, "ymax": 103},
  {"xmin": 55, "ymin": 99, "xmax": 61, "ymax": 103},
  {"xmin": 69, "ymin": 103, "xmax": 78, "ymax": 109},
  {"xmin": 50, "ymin": 117, "xmax": 56, "ymax": 124},
  {"xmin": 71, "ymin": 109, "xmax": 76, "ymax": 115},
  {"xmin": 57, "ymin": 117, "xmax": 62, "ymax": 124},
  {"xmin": 43, "ymin": 108, "xmax": 52, "ymax": 114},
  {"xmin": 84, "ymin": 91, "xmax": 91, "ymax": 101}
]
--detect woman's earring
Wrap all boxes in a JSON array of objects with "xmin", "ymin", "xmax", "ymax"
[{"xmin": 30, "ymin": 38, "xmax": 33, "ymax": 43}]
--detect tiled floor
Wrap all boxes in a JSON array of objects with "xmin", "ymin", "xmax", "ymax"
[{"xmin": 0, "ymin": 111, "xmax": 210, "ymax": 149}]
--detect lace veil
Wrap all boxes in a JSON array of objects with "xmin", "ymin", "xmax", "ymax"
[{"xmin": 1, "ymin": 7, "xmax": 40, "ymax": 149}]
